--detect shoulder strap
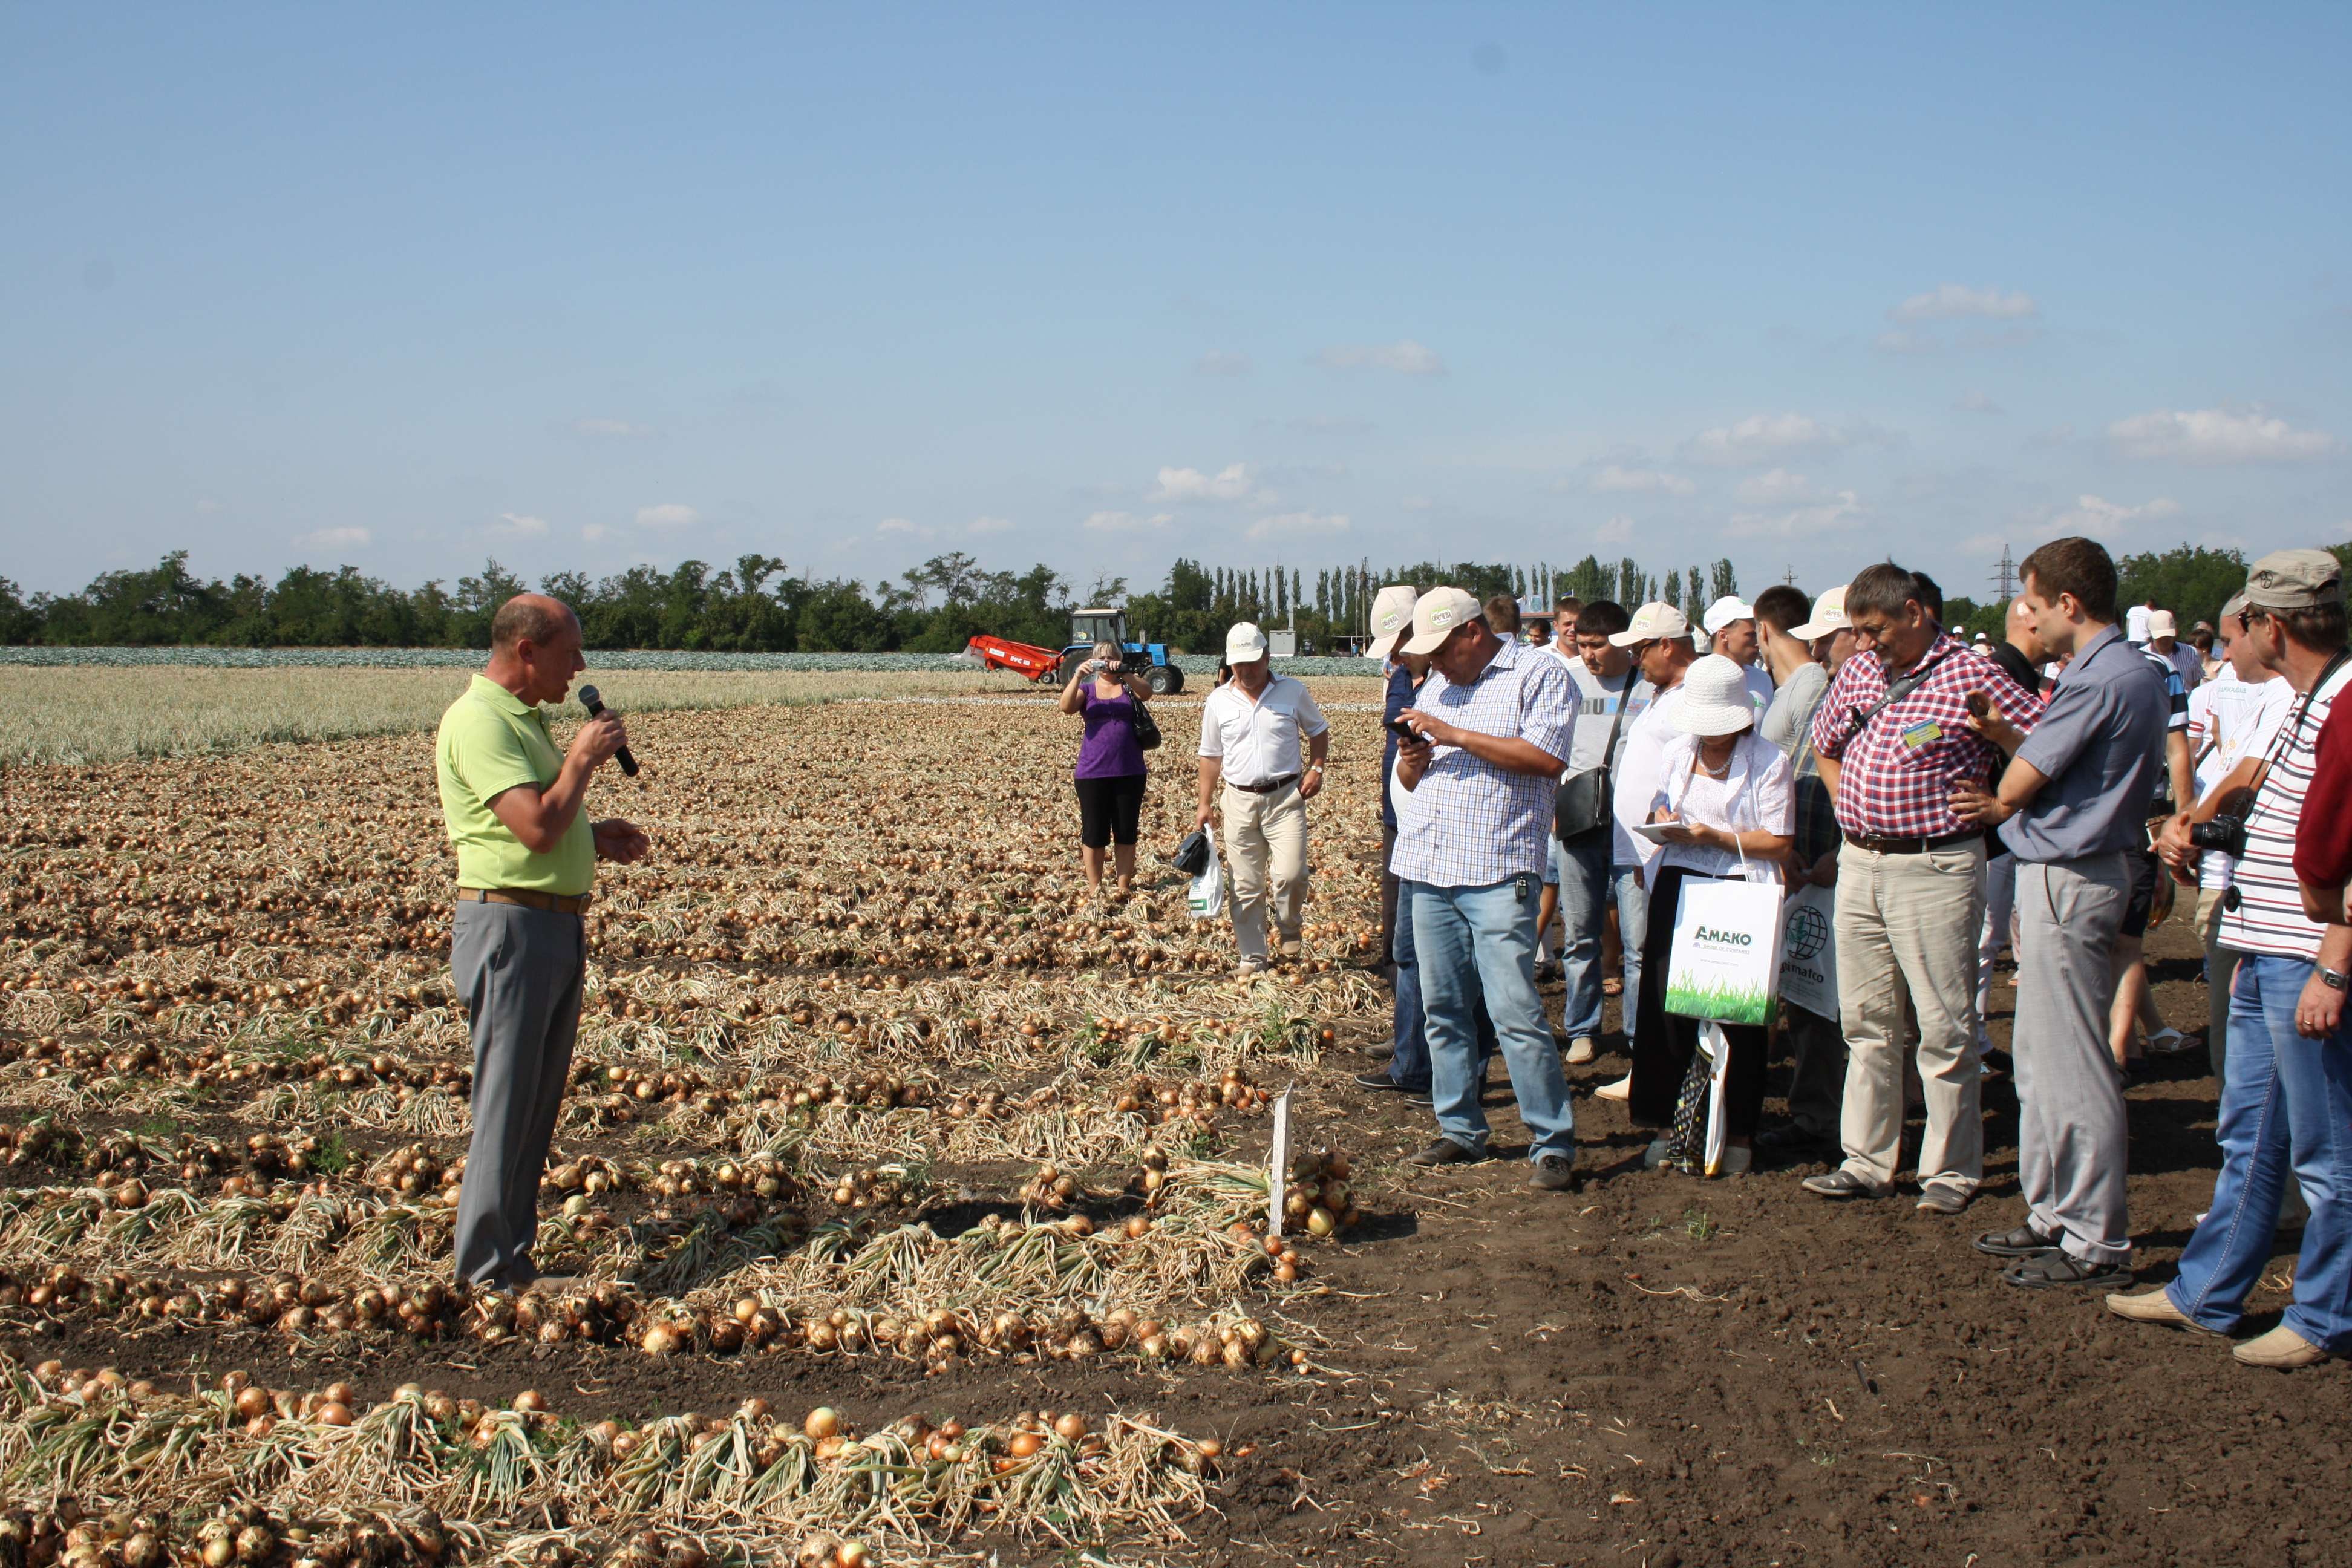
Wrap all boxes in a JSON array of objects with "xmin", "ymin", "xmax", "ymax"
[{"xmin": 1852, "ymin": 644, "xmax": 1957, "ymax": 733}]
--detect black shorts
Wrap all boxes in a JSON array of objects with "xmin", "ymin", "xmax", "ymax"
[
  {"xmin": 2120, "ymin": 845, "xmax": 2158, "ymax": 938},
  {"xmin": 1076, "ymin": 773, "xmax": 1146, "ymax": 849}
]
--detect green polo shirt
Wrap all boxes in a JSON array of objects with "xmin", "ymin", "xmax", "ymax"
[{"xmin": 435, "ymin": 675, "xmax": 596, "ymax": 895}]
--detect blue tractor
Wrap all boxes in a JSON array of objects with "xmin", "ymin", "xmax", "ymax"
[{"xmin": 1060, "ymin": 607, "xmax": 1184, "ymax": 693}]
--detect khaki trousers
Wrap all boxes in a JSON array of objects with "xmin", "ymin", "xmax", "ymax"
[
  {"xmin": 1833, "ymin": 838, "xmax": 1987, "ymax": 1194},
  {"xmin": 1223, "ymin": 782, "xmax": 1308, "ymax": 962}
]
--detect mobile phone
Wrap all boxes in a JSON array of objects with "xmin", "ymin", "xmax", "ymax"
[
  {"xmin": 1965, "ymin": 691, "xmax": 1991, "ymax": 719},
  {"xmin": 1387, "ymin": 717, "xmax": 1419, "ymax": 740}
]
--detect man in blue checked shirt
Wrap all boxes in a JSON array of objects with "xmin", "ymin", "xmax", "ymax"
[{"xmin": 1392, "ymin": 586, "xmax": 1583, "ymax": 1190}]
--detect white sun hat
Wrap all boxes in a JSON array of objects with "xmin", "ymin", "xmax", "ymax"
[
  {"xmin": 1788, "ymin": 584, "xmax": 1850, "ymax": 641},
  {"xmin": 1700, "ymin": 595, "xmax": 1756, "ymax": 637},
  {"xmin": 1607, "ymin": 601, "xmax": 1691, "ymax": 648},
  {"xmin": 1364, "ymin": 585, "xmax": 1420, "ymax": 660},
  {"xmin": 1225, "ymin": 622, "xmax": 1269, "ymax": 662},
  {"xmin": 1673, "ymin": 655, "xmax": 1761, "ymax": 738}
]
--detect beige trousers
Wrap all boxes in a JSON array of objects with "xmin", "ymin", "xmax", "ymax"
[
  {"xmin": 1222, "ymin": 782, "xmax": 1308, "ymax": 962},
  {"xmin": 1833, "ymin": 838, "xmax": 1987, "ymax": 1193}
]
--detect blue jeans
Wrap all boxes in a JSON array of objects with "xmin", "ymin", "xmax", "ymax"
[
  {"xmin": 1413, "ymin": 877, "xmax": 1575, "ymax": 1161},
  {"xmin": 1550, "ymin": 834, "xmax": 1648, "ymax": 1042},
  {"xmin": 2166, "ymin": 955, "xmax": 2352, "ymax": 1351},
  {"xmin": 1390, "ymin": 878, "xmax": 1495, "ymax": 1089}
]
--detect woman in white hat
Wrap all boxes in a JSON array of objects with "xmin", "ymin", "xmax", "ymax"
[{"xmin": 1630, "ymin": 655, "xmax": 1796, "ymax": 1175}]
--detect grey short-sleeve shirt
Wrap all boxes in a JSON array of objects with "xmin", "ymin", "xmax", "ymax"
[{"xmin": 1999, "ymin": 626, "xmax": 2170, "ymax": 863}]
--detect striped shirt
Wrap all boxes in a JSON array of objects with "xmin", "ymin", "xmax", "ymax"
[
  {"xmin": 2140, "ymin": 645, "xmax": 2190, "ymax": 806},
  {"xmin": 1390, "ymin": 638, "xmax": 1578, "ymax": 887},
  {"xmin": 2219, "ymin": 662, "xmax": 2352, "ymax": 961}
]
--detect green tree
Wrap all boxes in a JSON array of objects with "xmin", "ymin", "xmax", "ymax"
[{"xmin": 2115, "ymin": 544, "xmax": 2249, "ymax": 632}]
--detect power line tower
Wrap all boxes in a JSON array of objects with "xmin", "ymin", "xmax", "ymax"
[
  {"xmin": 1782, "ymin": 564, "xmax": 1798, "ymax": 586},
  {"xmin": 1990, "ymin": 544, "xmax": 2017, "ymax": 605}
]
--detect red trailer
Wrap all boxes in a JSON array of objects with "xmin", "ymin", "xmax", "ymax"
[{"xmin": 964, "ymin": 634, "xmax": 1064, "ymax": 682}]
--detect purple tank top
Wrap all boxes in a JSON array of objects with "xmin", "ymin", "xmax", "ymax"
[{"xmin": 1075, "ymin": 687, "xmax": 1147, "ymax": 779}]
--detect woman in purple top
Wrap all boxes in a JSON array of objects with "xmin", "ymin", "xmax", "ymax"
[{"xmin": 1059, "ymin": 641, "xmax": 1151, "ymax": 897}]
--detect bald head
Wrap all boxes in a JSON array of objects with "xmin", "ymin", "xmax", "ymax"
[
  {"xmin": 491, "ymin": 593, "xmax": 578, "ymax": 653},
  {"xmin": 2005, "ymin": 595, "xmax": 2047, "ymax": 664}
]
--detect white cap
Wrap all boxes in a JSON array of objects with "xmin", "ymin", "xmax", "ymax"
[
  {"xmin": 1224, "ymin": 622, "xmax": 1269, "ymax": 662},
  {"xmin": 2146, "ymin": 609, "xmax": 2178, "ymax": 638},
  {"xmin": 1400, "ymin": 587, "xmax": 1483, "ymax": 656},
  {"xmin": 1607, "ymin": 601, "xmax": 1691, "ymax": 648},
  {"xmin": 1700, "ymin": 595, "xmax": 1755, "ymax": 637},
  {"xmin": 1673, "ymin": 655, "xmax": 1761, "ymax": 739},
  {"xmin": 1788, "ymin": 584, "xmax": 1850, "ymax": 641},
  {"xmin": 1364, "ymin": 585, "xmax": 1420, "ymax": 660}
]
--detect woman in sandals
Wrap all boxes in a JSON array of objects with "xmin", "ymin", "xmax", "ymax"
[{"xmin": 1060, "ymin": 641, "xmax": 1151, "ymax": 899}]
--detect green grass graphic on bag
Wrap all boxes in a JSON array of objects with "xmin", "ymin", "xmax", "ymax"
[{"xmin": 1664, "ymin": 976, "xmax": 1774, "ymax": 1026}]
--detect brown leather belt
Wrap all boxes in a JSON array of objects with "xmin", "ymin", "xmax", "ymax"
[
  {"xmin": 1843, "ymin": 828, "xmax": 1983, "ymax": 856},
  {"xmin": 456, "ymin": 887, "xmax": 593, "ymax": 915},
  {"xmin": 1227, "ymin": 774, "xmax": 1300, "ymax": 795}
]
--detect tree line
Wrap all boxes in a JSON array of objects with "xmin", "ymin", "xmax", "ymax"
[{"xmin": 0, "ymin": 543, "xmax": 2316, "ymax": 653}]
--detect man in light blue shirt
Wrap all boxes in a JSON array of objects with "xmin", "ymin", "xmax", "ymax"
[{"xmin": 1393, "ymin": 587, "xmax": 1581, "ymax": 1190}]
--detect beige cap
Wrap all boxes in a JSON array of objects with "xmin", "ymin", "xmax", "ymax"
[
  {"xmin": 2146, "ymin": 609, "xmax": 2178, "ymax": 638},
  {"xmin": 1224, "ymin": 622, "xmax": 1269, "ymax": 662},
  {"xmin": 1364, "ymin": 585, "xmax": 1420, "ymax": 661},
  {"xmin": 1788, "ymin": 584, "xmax": 1850, "ymax": 641},
  {"xmin": 1608, "ymin": 601, "xmax": 1691, "ymax": 648},
  {"xmin": 2219, "ymin": 591, "xmax": 2250, "ymax": 622},
  {"xmin": 2244, "ymin": 547, "xmax": 2344, "ymax": 610},
  {"xmin": 1400, "ymin": 586, "xmax": 1484, "ymax": 656}
]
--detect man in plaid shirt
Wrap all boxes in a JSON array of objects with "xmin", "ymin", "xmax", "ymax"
[
  {"xmin": 1391, "ymin": 587, "xmax": 1582, "ymax": 1191},
  {"xmin": 1801, "ymin": 563, "xmax": 2045, "ymax": 1214}
]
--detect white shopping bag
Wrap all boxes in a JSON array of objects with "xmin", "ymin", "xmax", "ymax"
[
  {"xmin": 1698, "ymin": 1021, "xmax": 1733, "ymax": 1176},
  {"xmin": 1186, "ymin": 828, "xmax": 1224, "ymax": 920},
  {"xmin": 1777, "ymin": 883, "xmax": 1839, "ymax": 1018},
  {"xmin": 1665, "ymin": 876, "xmax": 1786, "ymax": 1026}
]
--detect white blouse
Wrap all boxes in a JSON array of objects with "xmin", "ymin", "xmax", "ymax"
[{"xmin": 1645, "ymin": 731, "xmax": 1794, "ymax": 887}]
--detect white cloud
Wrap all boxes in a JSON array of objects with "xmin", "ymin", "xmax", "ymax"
[
  {"xmin": 1954, "ymin": 390, "xmax": 2003, "ymax": 414},
  {"xmin": 1684, "ymin": 413, "xmax": 1848, "ymax": 466},
  {"xmin": 1150, "ymin": 463, "xmax": 1264, "ymax": 504},
  {"xmin": 635, "ymin": 503, "xmax": 700, "ymax": 529},
  {"xmin": 495, "ymin": 512, "xmax": 550, "ymax": 536},
  {"xmin": 1082, "ymin": 510, "xmax": 1173, "ymax": 532},
  {"xmin": 2050, "ymin": 494, "xmax": 2181, "ymax": 540},
  {"xmin": 582, "ymin": 523, "xmax": 611, "ymax": 542},
  {"xmin": 969, "ymin": 515, "xmax": 1013, "ymax": 535},
  {"xmin": 1595, "ymin": 515, "xmax": 1634, "ymax": 544},
  {"xmin": 2107, "ymin": 408, "xmax": 2338, "ymax": 464},
  {"xmin": 1725, "ymin": 489, "xmax": 1866, "ymax": 539},
  {"xmin": 1194, "ymin": 351, "xmax": 1250, "ymax": 377},
  {"xmin": 1315, "ymin": 339, "xmax": 1446, "ymax": 376},
  {"xmin": 1890, "ymin": 284, "xmax": 2039, "ymax": 323},
  {"xmin": 294, "ymin": 526, "xmax": 370, "ymax": 550},
  {"xmin": 574, "ymin": 417, "xmax": 649, "ymax": 437},
  {"xmin": 876, "ymin": 517, "xmax": 922, "ymax": 535},
  {"xmin": 1591, "ymin": 464, "xmax": 1696, "ymax": 496},
  {"xmin": 1873, "ymin": 330, "xmax": 1936, "ymax": 355},
  {"xmin": 1246, "ymin": 510, "xmax": 1351, "ymax": 540},
  {"xmin": 1734, "ymin": 468, "xmax": 1814, "ymax": 503}
]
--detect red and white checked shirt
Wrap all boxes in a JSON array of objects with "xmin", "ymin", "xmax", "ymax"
[{"xmin": 1810, "ymin": 632, "xmax": 2047, "ymax": 840}]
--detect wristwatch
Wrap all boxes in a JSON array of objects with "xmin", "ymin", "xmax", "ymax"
[{"xmin": 2319, "ymin": 965, "xmax": 2350, "ymax": 993}]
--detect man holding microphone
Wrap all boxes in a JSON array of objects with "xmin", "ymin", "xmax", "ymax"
[{"xmin": 437, "ymin": 593, "xmax": 649, "ymax": 1292}]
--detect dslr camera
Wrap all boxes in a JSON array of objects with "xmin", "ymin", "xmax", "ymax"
[{"xmin": 2188, "ymin": 814, "xmax": 2249, "ymax": 860}]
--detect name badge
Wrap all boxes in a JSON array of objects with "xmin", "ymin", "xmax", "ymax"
[{"xmin": 1900, "ymin": 719, "xmax": 1944, "ymax": 750}]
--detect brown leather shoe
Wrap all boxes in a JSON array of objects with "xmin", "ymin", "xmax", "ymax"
[
  {"xmin": 2233, "ymin": 1325, "xmax": 2327, "ymax": 1369},
  {"xmin": 2104, "ymin": 1288, "xmax": 2204, "ymax": 1330}
]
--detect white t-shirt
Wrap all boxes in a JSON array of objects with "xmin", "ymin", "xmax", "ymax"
[
  {"xmin": 2125, "ymin": 604, "xmax": 2153, "ymax": 644},
  {"xmin": 1740, "ymin": 663, "xmax": 1775, "ymax": 719},
  {"xmin": 1647, "ymin": 731, "xmax": 1795, "ymax": 887},
  {"xmin": 2190, "ymin": 672, "xmax": 2295, "ymax": 890},
  {"xmin": 1611, "ymin": 684, "xmax": 1687, "ymax": 874}
]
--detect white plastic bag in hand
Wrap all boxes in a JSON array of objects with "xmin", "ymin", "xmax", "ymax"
[{"xmin": 1187, "ymin": 829, "xmax": 1224, "ymax": 920}]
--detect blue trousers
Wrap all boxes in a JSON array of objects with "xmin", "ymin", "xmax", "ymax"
[
  {"xmin": 1390, "ymin": 877, "xmax": 1495, "ymax": 1088},
  {"xmin": 1550, "ymin": 832, "xmax": 1648, "ymax": 1043},
  {"xmin": 2166, "ymin": 955, "xmax": 2352, "ymax": 1351},
  {"xmin": 1413, "ymin": 877, "xmax": 1575, "ymax": 1161}
]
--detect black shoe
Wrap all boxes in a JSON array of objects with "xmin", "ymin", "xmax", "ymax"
[
  {"xmin": 1754, "ymin": 1125, "xmax": 1835, "ymax": 1164},
  {"xmin": 1408, "ymin": 1137, "xmax": 1485, "ymax": 1168},
  {"xmin": 1530, "ymin": 1153, "xmax": 1578, "ymax": 1191},
  {"xmin": 1404, "ymin": 1089, "xmax": 1437, "ymax": 1108},
  {"xmin": 2003, "ymin": 1251, "xmax": 2132, "ymax": 1290},
  {"xmin": 1800, "ymin": 1169, "xmax": 1889, "ymax": 1200},
  {"xmin": 1973, "ymin": 1224, "xmax": 2060, "ymax": 1259},
  {"xmin": 1353, "ymin": 1071, "xmax": 1425, "ymax": 1093}
]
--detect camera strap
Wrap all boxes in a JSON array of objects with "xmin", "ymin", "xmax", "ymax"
[{"xmin": 2239, "ymin": 647, "xmax": 2351, "ymax": 814}]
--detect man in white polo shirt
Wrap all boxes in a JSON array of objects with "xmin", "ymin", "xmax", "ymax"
[
  {"xmin": 1197, "ymin": 622, "xmax": 1331, "ymax": 973},
  {"xmin": 1702, "ymin": 595, "xmax": 1777, "ymax": 717}
]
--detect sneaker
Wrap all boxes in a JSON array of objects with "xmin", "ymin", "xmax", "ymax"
[
  {"xmin": 1353, "ymin": 1071, "xmax": 1424, "ymax": 1093},
  {"xmin": 1407, "ymin": 1137, "xmax": 1485, "ymax": 1168},
  {"xmin": 2105, "ymin": 1288, "xmax": 2207, "ymax": 1330},
  {"xmin": 1403, "ymin": 1089, "xmax": 1436, "ymax": 1108},
  {"xmin": 1915, "ymin": 1183, "xmax": 1971, "ymax": 1216},
  {"xmin": 1566, "ymin": 1036, "xmax": 1596, "ymax": 1066},
  {"xmin": 1530, "ymin": 1153, "xmax": 1578, "ymax": 1191},
  {"xmin": 1801, "ymin": 1169, "xmax": 1889, "ymax": 1200},
  {"xmin": 2002, "ymin": 1251, "xmax": 2132, "ymax": 1290},
  {"xmin": 2233, "ymin": 1325, "xmax": 2328, "ymax": 1369},
  {"xmin": 1593, "ymin": 1073, "xmax": 1632, "ymax": 1103},
  {"xmin": 1361, "ymin": 1038, "xmax": 1397, "ymax": 1060}
]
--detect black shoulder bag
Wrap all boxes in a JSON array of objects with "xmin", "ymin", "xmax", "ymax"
[
  {"xmin": 1128, "ymin": 691, "xmax": 1163, "ymax": 751},
  {"xmin": 1553, "ymin": 676, "xmax": 1635, "ymax": 846}
]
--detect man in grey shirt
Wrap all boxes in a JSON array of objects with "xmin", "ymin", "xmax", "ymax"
[{"xmin": 1952, "ymin": 537, "xmax": 2167, "ymax": 1291}]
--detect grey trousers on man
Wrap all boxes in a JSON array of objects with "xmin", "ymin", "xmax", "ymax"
[
  {"xmin": 2012, "ymin": 855, "xmax": 2132, "ymax": 1264},
  {"xmin": 452, "ymin": 900, "xmax": 586, "ymax": 1288}
]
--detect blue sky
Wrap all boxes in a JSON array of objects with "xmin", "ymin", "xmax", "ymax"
[{"xmin": 5, "ymin": 4, "xmax": 2348, "ymax": 603}]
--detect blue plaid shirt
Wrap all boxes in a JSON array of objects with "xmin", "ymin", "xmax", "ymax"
[{"xmin": 1390, "ymin": 638, "xmax": 1579, "ymax": 888}]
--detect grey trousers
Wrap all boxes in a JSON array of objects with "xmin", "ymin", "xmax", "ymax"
[
  {"xmin": 1782, "ymin": 1003, "xmax": 1848, "ymax": 1141},
  {"xmin": 451, "ymin": 900, "xmax": 586, "ymax": 1288},
  {"xmin": 2013, "ymin": 855, "xmax": 2132, "ymax": 1264}
]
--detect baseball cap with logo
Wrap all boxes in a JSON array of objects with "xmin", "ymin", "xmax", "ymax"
[
  {"xmin": 1607, "ymin": 601, "xmax": 1692, "ymax": 648},
  {"xmin": 1364, "ymin": 585, "xmax": 1420, "ymax": 660},
  {"xmin": 1788, "ymin": 584, "xmax": 1851, "ymax": 641},
  {"xmin": 2243, "ymin": 547, "xmax": 2344, "ymax": 611},
  {"xmin": 1700, "ymin": 595, "xmax": 1756, "ymax": 638},
  {"xmin": 2146, "ymin": 609, "xmax": 2178, "ymax": 638},
  {"xmin": 1400, "ymin": 586, "xmax": 1483, "ymax": 656},
  {"xmin": 1224, "ymin": 622, "xmax": 1269, "ymax": 662}
]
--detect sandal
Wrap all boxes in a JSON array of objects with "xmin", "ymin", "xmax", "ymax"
[
  {"xmin": 2002, "ymin": 1251, "xmax": 2132, "ymax": 1290},
  {"xmin": 1602, "ymin": 978, "xmax": 1624, "ymax": 997}
]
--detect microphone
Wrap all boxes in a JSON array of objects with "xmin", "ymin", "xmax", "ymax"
[{"xmin": 575, "ymin": 685, "xmax": 639, "ymax": 777}]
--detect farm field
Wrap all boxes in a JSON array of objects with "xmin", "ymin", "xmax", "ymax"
[{"xmin": 0, "ymin": 673, "xmax": 2340, "ymax": 1567}]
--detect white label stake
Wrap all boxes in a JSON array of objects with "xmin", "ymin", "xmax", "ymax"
[{"xmin": 1267, "ymin": 1086, "xmax": 1293, "ymax": 1238}]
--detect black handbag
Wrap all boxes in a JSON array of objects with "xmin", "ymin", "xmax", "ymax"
[
  {"xmin": 1130, "ymin": 696, "xmax": 1162, "ymax": 751},
  {"xmin": 1170, "ymin": 828, "xmax": 1212, "ymax": 877},
  {"xmin": 1554, "ymin": 676, "xmax": 1635, "ymax": 846}
]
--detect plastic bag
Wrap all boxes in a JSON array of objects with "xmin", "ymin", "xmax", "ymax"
[{"xmin": 1186, "ymin": 829, "xmax": 1224, "ymax": 920}]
